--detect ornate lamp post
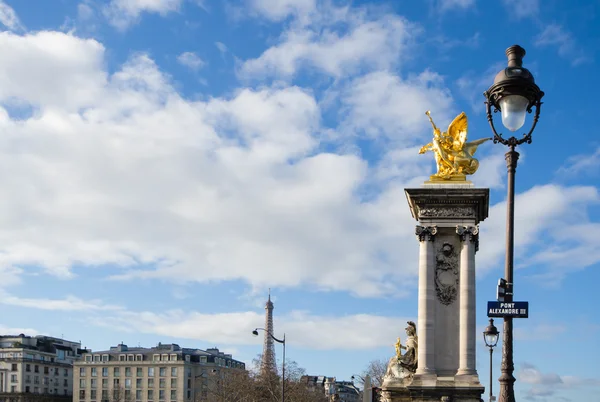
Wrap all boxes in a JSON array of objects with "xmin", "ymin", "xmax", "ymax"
[
  {"xmin": 483, "ymin": 319, "xmax": 500, "ymax": 402},
  {"xmin": 253, "ymin": 328, "xmax": 286, "ymax": 402},
  {"xmin": 483, "ymin": 45, "xmax": 545, "ymax": 402}
]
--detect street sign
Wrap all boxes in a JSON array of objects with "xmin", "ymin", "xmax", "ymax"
[{"xmin": 487, "ymin": 301, "xmax": 529, "ymax": 318}]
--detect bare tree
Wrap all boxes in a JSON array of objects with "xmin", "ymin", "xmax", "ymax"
[
  {"xmin": 359, "ymin": 358, "xmax": 388, "ymax": 388},
  {"xmin": 109, "ymin": 386, "xmax": 133, "ymax": 402}
]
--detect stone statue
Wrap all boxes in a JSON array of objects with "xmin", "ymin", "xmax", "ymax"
[
  {"xmin": 384, "ymin": 321, "xmax": 418, "ymax": 381},
  {"xmin": 419, "ymin": 111, "xmax": 491, "ymax": 181}
]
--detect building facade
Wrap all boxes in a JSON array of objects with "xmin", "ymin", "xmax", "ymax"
[
  {"xmin": 0, "ymin": 334, "xmax": 83, "ymax": 402},
  {"xmin": 301, "ymin": 376, "xmax": 360, "ymax": 402},
  {"xmin": 73, "ymin": 343, "xmax": 244, "ymax": 402}
]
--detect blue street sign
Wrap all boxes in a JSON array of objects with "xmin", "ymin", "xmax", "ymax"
[{"xmin": 487, "ymin": 301, "xmax": 529, "ymax": 318}]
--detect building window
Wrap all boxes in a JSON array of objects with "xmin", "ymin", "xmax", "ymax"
[
  {"xmin": 80, "ymin": 379, "xmax": 86, "ymax": 388},
  {"xmin": 79, "ymin": 390, "xmax": 85, "ymax": 399},
  {"xmin": 148, "ymin": 378, "xmax": 154, "ymax": 387},
  {"xmin": 159, "ymin": 378, "xmax": 165, "ymax": 388},
  {"xmin": 125, "ymin": 367, "xmax": 131, "ymax": 377},
  {"xmin": 148, "ymin": 389, "xmax": 154, "ymax": 401},
  {"xmin": 136, "ymin": 355, "xmax": 143, "ymax": 361},
  {"xmin": 102, "ymin": 355, "xmax": 108, "ymax": 362},
  {"xmin": 44, "ymin": 377, "xmax": 49, "ymax": 385},
  {"xmin": 79, "ymin": 367, "xmax": 86, "ymax": 377},
  {"xmin": 128, "ymin": 355, "xmax": 134, "ymax": 361},
  {"xmin": 102, "ymin": 379, "xmax": 108, "ymax": 389},
  {"xmin": 159, "ymin": 390, "xmax": 165, "ymax": 400},
  {"xmin": 136, "ymin": 389, "xmax": 142, "ymax": 400},
  {"xmin": 94, "ymin": 355, "xmax": 100, "ymax": 362},
  {"xmin": 11, "ymin": 364, "xmax": 17, "ymax": 371},
  {"xmin": 187, "ymin": 390, "xmax": 191, "ymax": 399},
  {"xmin": 148, "ymin": 367, "xmax": 155, "ymax": 377},
  {"xmin": 11, "ymin": 374, "xmax": 17, "ymax": 383},
  {"xmin": 170, "ymin": 389, "xmax": 176, "ymax": 400},
  {"xmin": 35, "ymin": 365, "xmax": 39, "ymax": 373},
  {"xmin": 171, "ymin": 367, "xmax": 177, "ymax": 377},
  {"xmin": 125, "ymin": 379, "xmax": 132, "ymax": 389},
  {"xmin": 34, "ymin": 377, "xmax": 40, "ymax": 384},
  {"xmin": 102, "ymin": 390, "xmax": 108, "ymax": 400},
  {"xmin": 63, "ymin": 379, "xmax": 67, "ymax": 387},
  {"xmin": 91, "ymin": 379, "xmax": 97, "ymax": 388},
  {"xmin": 102, "ymin": 368, "xmax": 108, "ymax": 377},
  {"xmin": 25, "ymin": 386, "xmax": 30, "ymax": 393},
  {"xmin": 159, "ymin": 367, "xmax": 166, "ymax": 377},
  {"xmin": 85, "ymin": 355, "xmax": 92, "ymax": 362},
  {"xmin": 113, "ymin": 367, "xmax": 120, "ymax": 377},
  {"xmin": 153, "ymin": 354, "xmax": 160, "ymax": 361},
  {"xmin": 125, "ymin": 389, "xmax": 131, "ymax": 400},
  {"xmin": 170, "ymin": 354, "xmax": 177, "ymax": 361},
  {"xmin": 26, "ymin": 364, "xmax": 31, "ymax": 372},
  {"xmin": 113, "ymin": 379, "xmax": 120, "ymax": 387},
  {"xmin": 34, "ymin": 387, "xmax": 39, "ymax": 393},
  {"xmin": 170, "ymin": 378, "xmax": 176, "ymax": 388},
  {"xmin": 64, "ymin": 368, "xmax": 68, "ymax": 376},
  {"xmin": 136, "ymin": 368, "xmax": 143, "ymax": 377},
  {"xmin": 91, "ymin": 367, "xmax": 97, "ymax": 377},
  {"xmin": 25, "ymin": 375, "xmax": 31, "ymax": 383},
  {"xmin": 54, "ymin": 368, "xmax": 59, "ymax": 375},
  {"xmin": 91, "ymin": 389, "xmax": 97, "ymax": 400},
  {"xmin": 44, "ymin": 367, "xmax": 49, "ymax": 374},
  {"xmin": 136, "ymin": 378, "xmax": 142, "ymax": 388}
]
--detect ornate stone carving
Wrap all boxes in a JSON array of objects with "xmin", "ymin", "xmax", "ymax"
[
  {"xmin": 415, "ymin": 225, "xmax": 437, "ymax": 242},
  {"xmin": 419, "ymin": 206, "xmax": 476, "ymax": 218},
  {"xmin": 456, "ymin": 225, "xmax": 480, "ymax": 252},
  {"xmin": 435, "ymin": 242, "xmax": 459, "ymax": 305}
]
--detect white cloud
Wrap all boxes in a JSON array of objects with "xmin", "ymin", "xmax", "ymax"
[
  {"xmin": 239, "ymin": 6, "xmax": 416, "ymax": 80},
  {"xmin": 0, "ymin": 292, "xmax": 123, "ymax": 311},
  {"xmin": 177, "ymin": 51, "xmax": 205, "ymax": 70},
  {"xmin": 338, "ymin": 70, "xmax": 454, "ymax": 141},
  {"xmin": 104, "ymin": 0, "xmax": 183, "ymax": 30},
  {"xmin": 501, "ymin": 0, "xmax": 539, "ymax": 19},
  {"xmin": 246, "ymin": 0, "xmax": 316, "ymax": 22},
  {"xmin": 518, "ymin": 363, "xmax": 600, "ymax": 401},
  {"xmin": 0, "ymin": 31, "xmax": 106, "ymax": 110},
  {"xmin": 534, "ymin": 24, "xmax": 589, "ymax": 66},
  {"xmin": 0, "ymin": 324, "xmax": 39, "ymax": 336},
  {"xmin": 455, "ymin": 62, "xmax": 504, "ymax": 114},
  {"xmin": 0, "ymin": 0, "xmax": 23, "ymax": 31},
  {"xmin": 436, "ymin": 0, "xmax": 475, "ymax": 12},
  {"xmin": 215, "ymin": 41, "xmax": 227, "ymax": 54},
  {"xmin": 98, "ymin": 308, "xmax": 411, "ymax": 350},
  {"xmin": 0, "ymin": 30, "xmax": 597, "ymax": 302},
  {"xmin": 557, "ymin": 146, "xmax": 600, "ymax": 177}
]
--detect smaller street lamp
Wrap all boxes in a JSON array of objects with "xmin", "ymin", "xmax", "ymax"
[
  {"xmin": 252, "ymin": 328, "xmax": 286, "ymax": 402},
  {"xmin": 483, "ymin": 319, "xmax": 500, "ymax": 402}
]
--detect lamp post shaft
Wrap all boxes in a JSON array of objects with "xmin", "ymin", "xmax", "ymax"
[
  {"xmin": 489, "ymin": 347, "xmax": 493, "ymax": 402},
  {"xmin": 498, "ymin": 146, "xmax": 518, "ymax": 402},
  {"xmin": 282, "ymin": 336, "xmax": 285, "ymax": 402}
]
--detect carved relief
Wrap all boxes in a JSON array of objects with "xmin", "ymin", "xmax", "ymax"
[
  {"xmin": 456, "ymin": 225, "xmax": 480, "ymax": 252},
  {"xmin": 419, "ymin": 206, "xmax": 476, "ymax": 218},
  {"xmin": 435, "ymin": 242, "xmax": 459, "ymax": 305},
  {"xmin": 415, "ymin": 225, "xmax": 437, "ymax": 242}
]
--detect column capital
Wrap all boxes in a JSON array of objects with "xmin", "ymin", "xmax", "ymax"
[
  {"xmin": 416, "ymin": 225, "xmax": 437, "ymax": 242},
  {"xmin": 456, "ymin": 225, "xmax": 479, "ymax": 252}
]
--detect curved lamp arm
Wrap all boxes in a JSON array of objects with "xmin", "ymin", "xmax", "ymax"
[{"xmin": 253, "ymin": 327, "xmax": 285, "ymax": 344}]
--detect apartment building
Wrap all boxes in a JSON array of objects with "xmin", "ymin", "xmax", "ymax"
[
  {"xmin": 0, "ymin": 334, "xmax": 83, "ymax": 402},
  {"xmin": 73, "ymin": 343, "xmax": 245, "ymax": 402}
]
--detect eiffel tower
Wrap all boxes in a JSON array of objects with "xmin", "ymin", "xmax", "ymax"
[{"xmin": 260, "ymin": 290, "xmax": 277, "ymax": 376}]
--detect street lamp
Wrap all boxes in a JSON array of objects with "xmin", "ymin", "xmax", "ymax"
[
  {"xmin": 483, "ymin": 319, "xmax": 500, "ymax": 402},
  {"xmin": 252, "ymin": 327, "xmax": 286, "ymax": 402},
  {"xmin": 483, "ymin": 45, "xmax": 545, "ymax": 402}
]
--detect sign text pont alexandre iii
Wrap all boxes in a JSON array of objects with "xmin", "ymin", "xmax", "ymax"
[{"xmin": 487, "ymin": 301, "xmax": 529, "ymax": 318}]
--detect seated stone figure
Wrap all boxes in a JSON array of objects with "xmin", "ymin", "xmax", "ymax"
[{"xmin": 384, "ymin": 321, "xmax": 418, "ymax": 380}]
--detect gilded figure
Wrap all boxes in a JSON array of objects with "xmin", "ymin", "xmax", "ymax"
[{"xmin": 419, "ymin": 111, "xmax": 491, "ymax": 181}]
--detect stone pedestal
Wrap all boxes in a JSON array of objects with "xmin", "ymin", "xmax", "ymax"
[{"xmin": 382, "ymin": 185, "xmax": 488, "ymax": 402}]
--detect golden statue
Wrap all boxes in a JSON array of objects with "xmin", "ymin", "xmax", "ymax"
[
  {"xmin": 419, "ymin": 111, "xmax": 491, "ymax": 181},
  {"xmin": 395, "ymin": 336, "xmax": 402, "ymax": 360}
]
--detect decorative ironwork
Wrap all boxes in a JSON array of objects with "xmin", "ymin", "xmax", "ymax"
[{"xmin": 260, "ymin": 292, "xmax": 277, "ymax": 376}]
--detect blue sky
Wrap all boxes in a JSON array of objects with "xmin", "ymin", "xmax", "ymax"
[{"xmin": 0, "ymin": 0, "xmax": 599, "ymax": 400}]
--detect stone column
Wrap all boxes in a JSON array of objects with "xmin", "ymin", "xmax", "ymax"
[
  {"xmin": 415, "ymin": 225, "xmax": 437, "ymax": 376},
  {"xmin": 456, "ymin": 225, "xmax": 479, "ymax": 377}
]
